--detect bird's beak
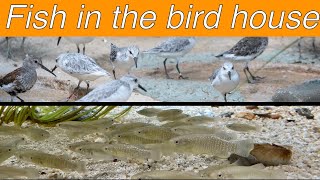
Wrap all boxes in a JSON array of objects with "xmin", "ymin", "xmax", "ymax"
[
  {"xmin": 138, "ymin": 84, "xmax": 147, "ymax": 92},
  {"xmin": 57, "ymin": 37, "xmax": 61, "ymax": 46},
  {"xmin": 39, "ymin": 63, "xmax": 57, "ymax": 77},
  {"xmin": 228, "ymin": 71, "xmax": 231, "ymax": 80},
  {"xmin": 134, "ymin": 57, "xmax": 138, "ymax": 68}
]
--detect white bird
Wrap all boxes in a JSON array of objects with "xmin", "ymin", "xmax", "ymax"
[
  {"xmin": 209, "ymin": 62, "xmax": 240, "ymax": 102},
  {"xmin": 52, "ymin": 53, "xmax": 111, "ymax": 100},
  {"xmin": 216, "ymin": 37, "xmax": 268, "ymax": 83},
  {"xmin": 76, "ymin": 74, "xmax": 147, "ymax": 102},
  {"xmin": 107, "ymin": 41, "xmax": 140, "ymax": 79},
  {"xmin": 57, "ymin": 37, "xmax": 94, "ymax": 54},
  {"xmin": 143, "ymin": 37, "xmax": 196, "ymax": 79}
]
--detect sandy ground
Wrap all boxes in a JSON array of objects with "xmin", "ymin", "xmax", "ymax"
[
  {"xmin": 0, "ymin": 37, "xmax": 320, "ymax": 102},
  {"xmin": 0, "ymin": 106, "xmax": 319, "ymax": 179}
]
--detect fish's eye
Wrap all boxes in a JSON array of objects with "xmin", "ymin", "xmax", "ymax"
[
  {"xmin": 218, "ymin": 174, "xmax": 222, "ymax": 177},
  {"xmin": 79, "ymin": 148, "xmax": 82, "ymax": 151},
  {"xmin": 138, "ymin": 131, "xmax": 141, "ymax": 134},
  {"xmin": 175, "ymin": 141, "xmax": 179, "ymax": 144},
  {"xmin": 8, "ymin": 149, "xmax": 11, "ymax": 151},
  {"xmin": 118, "ymin": 135, "xmax": 121, "ymax": 138}
]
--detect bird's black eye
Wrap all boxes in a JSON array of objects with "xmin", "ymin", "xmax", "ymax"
[
  {"xmin": 129, "ymin": 51, "xmax": 133, "ymax": 55},
  {"xmin": 223, "ymin": 67, "xmax": 226, "ymax": 70},
  {"xmin": 232, "ymin": 66, "xmax": 234, "ymax": 70},
  {"xmin": 34, "ymin": 60, "xmax": 38, "ymax": 63},
  {"xmin": 134, "ymin": 79, "xmax": 138, "ymax": 83}
]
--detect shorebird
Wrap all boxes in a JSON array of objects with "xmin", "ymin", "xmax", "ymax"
[
  {"xmin": 209, "ymin": 62, "xmax": 240, "ymax": 102},
  {"xmin": 216, "ymin": 37, "xmax": 268, "ymax": 84},
  {"xmin": 108, "ymin": 41, "xmax": 140, "ymax": 79},
  {"xmin": 143, "ymin": 37, "xmax": 196, "ymax": 79},
  {"xmin": 57, "ymin": 37, "xmax": 94, "ymax": 54},
  {"xmin": 0, "ymin": 54, "xmax": 56, "ymax": 102},
  {"xmin": 52, "ymin": 53, "xmax": 111, "ymax": 100},
  {"xmin": 4, "ymin": 37, "xmax": 26, "ymax": 59},
  {"xmin": 76, "ymin": 74, "xmax": 147, "ymax": 102}
]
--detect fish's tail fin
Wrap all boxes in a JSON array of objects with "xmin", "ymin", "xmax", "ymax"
[
  {"xmin": 235, "ymin": 139, "xmax": 254, "ymax": 157},
  {"xmin": 150, "ymin": 149, "xmax": 161, "ymax": 161},
  {"xmin": 145, "ymin": 143, "xmax": 174, "ymax": 156},
  {"xmin": 77, "ymin": 162, "xmax": 87, "ymax": 173}
]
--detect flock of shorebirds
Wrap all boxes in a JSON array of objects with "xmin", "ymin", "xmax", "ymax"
[{"xmin": 0, "ymin": 36, "xmax": 313, "ymax": 102}]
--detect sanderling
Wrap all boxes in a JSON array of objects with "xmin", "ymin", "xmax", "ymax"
[
  {"xmin": 4, "ymin": 37, "xmax": 26, "ymax": 59},
  {"xmin": 108, "ymin": 41, "xmax": 140, "ymax": 79},
  {"xmin": 76, "ymin": 74, "xmax": 147, "ymax": 102},
  {"xmin": 57, "ymin": 37, "xmax": 94, "ymax": 54},
  {"xmin": 209, "ymin": 61, "xmax": 240, "ymax": 102},
  {"xmin": 216, "ymin": 37, "xmax": 268, "ymax": 83},
  {"xmin": 143, "ymin": 37, "xmax": 196, "ymax": 79},
  {"xmin": 0, "ymin": 54, "xmax": 56, "ymax": 102},
  {"xmin": 51, "ymin": 53, "xmax": 111, "ymax": 100}
]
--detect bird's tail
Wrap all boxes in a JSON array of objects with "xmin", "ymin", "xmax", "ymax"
[{"xmin": 215, "ymin": 52, "xmax": 224, "ymax": 58}]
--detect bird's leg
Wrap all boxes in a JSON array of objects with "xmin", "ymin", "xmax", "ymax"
[
  {"xmin": 67, "ymin": 80, "xmax": 82, "ymax": 101},
  {"xmin": 10, "ymin": 96, "xmax": 14, "ymax": 102},
  {"xmin": 83, "ymin": 44, "xmax": 86, "ymax": 55},
  {"xmin": 298, "ymin": 37, "xmax": 303, "ymax": 60},
  {"xmin": 16, "ymin": 96, "xmax": 24, "ymax": 102},
  {"xmin": 163, "ymin": 58, "xmax": 173, "ymax": 79},
  {"xmin": 224, "ymin": 93, "xmax": 227, "ymax": 102},
  {"xmin": 6, "ymin": 37, "xmax": 12, "ymax": 59},
  {"xmin": 312, "ymin": 37, "xmax": 318, "ymax": 58},
  {"xmin": 112, "ymin": 69, "xmax": 117, "ymax": 79},
  {"xmin": 176, "ymin": 59, "xmax": 188, "ymax": 79},
  {"xmin": 85, "ymin": 81, "xmax": 90, "ymax": 93},
  {"xmin": 77, "ymin": 44, "xmax": 80, "ymax": 53},
  {"xmin": 243, "ymin": 67, "xmax": 252, "ymax": 84},
  {"xmin": 20, "ymin": 37, "xmax": 26, "ymax": 51},
  {"xmin": 245, "ymin": 61, "xmax": 264, "ymax": 82}
]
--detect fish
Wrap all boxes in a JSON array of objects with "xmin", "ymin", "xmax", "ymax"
[
  {"xmin": 23, "ymin": 127, "xmax": 50, "ymax": 141},
  {"xmin": 106, "ymin": 122, "xmax": 153, "ymax": 137},
  {"xmin": 111, "ymin": 133, "xmax": 163, "ymax": 144},
  {"xmin": 131, "ymin": 170, "xmax": 203, "ymax": 179},
  {"xmin": 16, "ymin": 150, "xmax": 86, "ymax": 172},
  {"xmin": 0, "ymin": 136, "xmax": 26, "ymax": 146},
  {"xmin": 206, "ymin": 165, "xmax": 286, "ymax": 179},
  {"xmin": 0, "ymin": 146, "xmax": 15, "ymax": 163},
  {"xmin": 157, "ymin": 113, "xmax": 190, "ymax": 122},
  {"xmin": 68, "ymin": 141, "xmax": 102, "ymax": 151},
  {"xmin": 161, "ymin": 121, "xmax": 193, "ymax": 128},
  {"xmin": 171, "ymin": 125, "xmax": 222, "ymax": 135},
  {"xmin": 226, "ymin": 123, "xmax": 261, "ymax": 132},
  {"xmin": 250, "ymin": 143, "xmax": 292, "ymax": 166},
  {"xmin": 103, "ymin": 144, "xmax": 161, "ymax": 162},
  {"xmin": 71, "ymin": 142, "xmax": 112, "ymax": 160},
  {"xmin": 164, "ymin": 134, "xmax": 254, "ymax": 158},
  {"xmin": 137, "ymin": 108, "xmax": 162, "ymax": 117},
  {"xmin": 134, "ymin": 126, "xmax": 179, "ymax": 140},
  {"xmin": 179, "ymin": 116, "xmax": 219, "ymax": 124},
  {"xmin": 57, "ymin": 121, "xmax": 103, "ymax": 139},
  {"xmin": 0, "ymin": 126, "xmax": 49, "ymax": 141},
  {"xmin": 156, "ymin": 109, "xmax": 183, "ymax": 120},
  {"xmin": 200, "ymin": 163, "xmax": 265, "ymax": 177},
  {"xmin": 0, "ymin": 166, "xmax": 39, "ymax": 178}
]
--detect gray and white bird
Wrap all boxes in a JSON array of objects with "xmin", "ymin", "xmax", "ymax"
[
  {"xmin": 143, "ymin": 37, "xmax": 196, "ymax": 79},
  {"xmin": 216, "ymin": 37, "xmax": 268, "ymax": 83},
  {"xmin": 52, "ymin": 53, "xmax": 111, "ymax": 100},
  {"xmin": 0, "ymin": 54, "xmax": 56, "ymax": 102},
  {"xmin": 108, "ymin": 42, "xmax": 140, "ymax": 79},
  {"xmin": 57, "ymin": 37, "xmax": 94, "ymax": 54},
  {"xmin": 209, "ymin": 62, "xmax": 240, "ymax": 102},
  {"xmin": 76, "ymin": 74, "xmax": 147, "ymax": 102}
]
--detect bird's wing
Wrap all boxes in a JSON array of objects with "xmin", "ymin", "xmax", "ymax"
[
  {"xmin": 110, "ymin": 44, "xmax": 119, "ymax": 62},
  {"xmin": 223, "ymin": 37, "xmax": 267, "ymax": 56},
  {"xmin": 0, "ymin": 68, "xmax": 22, "ymax": 86},
  {"xmin": 208, "ymin": 68, "xmax": 221, "ymax": 82},
  {"xmin": 77, "ymin": 80, "xmax": 123, "ymax": 102},
  {"xmin": 144, "ymin": 38, "xmax": 191, "ymax": 53},
  {"xmin": 61, "ymin": 54, "xmax": 108, "ymax": 75}
]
